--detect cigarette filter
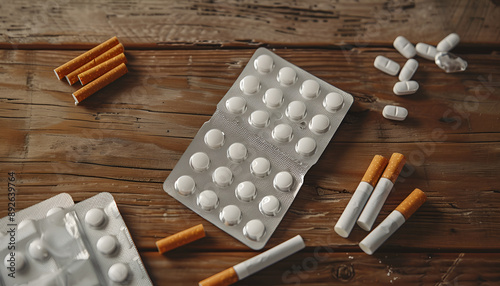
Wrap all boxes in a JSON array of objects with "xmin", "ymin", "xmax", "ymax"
[
  {"xmin": 78, "ymin": 53, "xmax": 128, "ymax": 85},
  {"xmin": 335, "ymin": 155, "xmax": 388, "ymax": 238},
  {"xmin": 156, "ymin": 224, "xmax": 205, "ymax": 254},
  {"xmin": 359, "ymin": 188, "xmax": 426, "ymax": 255}
]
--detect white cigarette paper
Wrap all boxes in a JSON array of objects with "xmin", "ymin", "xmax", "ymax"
[
  {"xmin": 357, "ymin": 178, "xmax": 394, "ymax": 231},
  {"xmin": 359, "ymin": 210, "xmax": 405, "ymax": 255}
]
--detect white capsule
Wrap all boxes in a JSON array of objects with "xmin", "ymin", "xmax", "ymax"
[
  {"xmin": 398, "ymin": 59, "xmax": 419, "ymax": 81},
  {"xmin": 272, "ymin": 124, "xmax": 293, "ymax": 143},
  {"xmin": 250, "ymin": 157, "xmax": 271, "ymax": 178},
  {"xmin": 277, "ymin": 67, "xmax": 297, "ymax": 86},
  {"xmin": 97, "ymin": 235, "xmax": 118, "ymax": 255},
  {"xmin": 273, "ymin": 171, "xmax": 294, "ymax": 192},
  {"xmin": 393, "ymin": 36, "xmax": 416, "ymax": 59},
  {"xmin": 309, "ymin": 114, "xmax": 330, "ymax": 134},
  {"xmin": 382, "ymin": 105, "xmax": 408, "ymax": 121},
  {"xmin": 254, "ymin": 54, "xmax": 274, "ymax": 74},
  {"xmin": 197, "ymin": 190, "xmax": 219, "ymax": 211},
  {"xmin": 227, "ymin": 142, "xmax": 247, "ymax": 163},
  {"xmin": 415, "ymin": 43, "xmax": 437, "ymax": 60},
  {"xmin": 204, "ymin": 129, "xmax": 225, "ymax": 149},
  {"xmin": 28, "ymin": 239, "xmax": 49, "ymax": 261},
  {"xmin": 225, "ymin": 96, "xmax": 247, "ymax": 114},
  {"xmin": 393, "ymin": 81, "xmax": 419, "ymax": 95},
  {"xmin": 235, "ymin": 181, "xmax": 257, "ymax": 202},
  {"xmin": 300, "ymin": 79, "xmax": 320, "ymax": 99},
  {"xmin": 437, "ymin": 33, "xmax": 460, "ymax": 52},
  {"xmin": 174, "ymin": 175, "xmax": 196, "ymax": 196},
  {"xmin": 243, "ymin": 219, "xmax": 266, "ymax": 241},
  {"xmin": 189, "ymin": 152, "xmax": 210, "ymax": 172},
  {"xmin": 212, "ymin": 166, "xmax": 233, "ymax": 187},
  {"xmin": 263, "ymin": 88, "xmax": 284, "ymax": 108},
  {"xmin": 249, "ymin": 110, "xmax": 270, "ymax": 128},
  {"xmin": 108, "ymin": 263, "xmax": 129, "ymax": 283},
  {"xmin": 373, "ymin": 55, "xmax": 401, "ymax": 76},
  {"xmin": 219, "ymin": 205, "xmax": 242, "ymax": 226},
  {"xmin": 240, "ymin": 75, "xmax": 260, "ymax": 95},
  {"xmin": 286, "ymin": 101, "xmax": 306, "ymax": 121},
  {"xmin": 323, "ymin": 92, "xmax": 344, "ymax": 112},
  {"xmin": 85, "ymin": 208, "xmax": 106, "ymax": 228},
  {"xmin": 295, "ymin": 137, "xmax": 317, "ymax": 156},
  {"xmin": 4, "ymin": 252, "xmax": 26, "ymax": 271},
  {"xmin": 259, "ymin": 195, "xmax": 281, "ymax": 216}
]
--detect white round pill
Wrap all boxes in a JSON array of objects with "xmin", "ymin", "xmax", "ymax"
[
  {"xmin": 197, "ymin": 190, "xmax": 219, "ymax": 211},
  {"xmin": 219, "ymin": 205, "xmax": 242, "ymax": 226},
  {"xmin": 286, "ymin": 101, "xmax": 307, "ymax": 121},
  {"xmin": 259, "ymin": 195, "xmax": 281, "ymax": 216},
  {"xmin": 263, "ymin": 88, "xmax": 284, "ymax": 108},
  {"xmin": 46, "ymin": 207, "xmax": 63, "ymax": 217},
  {"xmin": 309, "ymin": 114, "xmax": 330, "ymax": 134},
  {"xmin": 212, "ymin": 166, "xmax": 233, "ymax": 187},
  {"xmin": 324, "ymin": 92, "xmax": 344, "ymax": 112},
  {"xmin": 18, "ymin": 219, "xmax": 34, "ymax": 230},
  {"xmin": 226, "ymin": 96, "xmax": 247, "ymax": 114},
  {"xmin": 28, "ymin": 238, "xmax": 49, "ymax": 261},
  {"xmin": 277, "ymin": 67, "xmax": 297, "ymax": 86},
  {"xmin": 227, "ymin": 143, "xmax": 247, "ymax": 163},
  {"xmin": 254, "ymin": 54, "xmax": 274, "ymax": 74},
  {"xmin": 249, "ymin": 110, "xmax": 270, "ymax": 128},
  {"xmin": 295, "ymin": 137, "xmax": 317, "ymax": 156},
  {"xmin": 273, "ymin": 171, "xmax": 294, "ymax": 192},
  {"xmin": 300, "ymin": 79, "xmax": 320, "ymax": 99},
  {"xmin": 272, "ymin": 124, "xmax": 293, "ymax": 143},
  {"xmin": 189, "ymin": 152, "xmax": 210, "ymax": 172},
  {"xmin": 4, "ymin": 252, "xmax": 26, "ymax": 271},
  {"xmin": 108, "ymin": 263, "xmax": 129, "ymax": 283},
  {"xmin": 174, "ymin": 175, "xmax": 196, "ymax": 196},
  {"xmin": 250, "ymin": 157, "xmax": 271, "ymax": 178},
  {"xmin": 85, "ymin": 208, "xmax": 106, "ymax": 228},
  {"xmin": 243, "ymin": 219, "xmax": 266, "ymax": 241},
  {"xmin": 235, "ymin": 181, "xmax": 257, "ymax": 202},
  {"xmin": 240, "ymin": 75, "xmax": 260, "ymax": 95},
  {"xmin": 204, "ymin": 129, "xmax": 225, "ymax": 149},
  {"xmin": 97, "ymin": 235, "xmax": 117, "ymax": 255}
]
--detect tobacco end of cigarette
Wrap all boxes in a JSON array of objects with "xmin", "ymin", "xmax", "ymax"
[
  {"xmin": 199, "ymin": 267, "xmax": 239, "ymax": 286},
  {"xmin": 361, "ymin": 155, "xmax": 389, "ymax": 186},
  {"xmin": 381, "ymin": 153, "xmax": 406, "ymax": 183},
  {"xmin": 395, "ymin": 188, "xmax": 427, "ymax": 220},
  {"xmin": 156, "ymin": 224, "xmax": 205, "ymax": 254}
]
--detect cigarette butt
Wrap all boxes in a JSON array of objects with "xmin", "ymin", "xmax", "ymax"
[
  {"xmin": 78, "ymin": 53, "xmax": 127, "ymax": 85},
  {"xmin": 395, "ymin": 188, "xmax": 427, "ymax": 220},
  {"xmin": 156, "ymin": 224, "xmax": 205, "ymax": 254},
  {"xmin": 72, "ymin": 63, "xmax": 128, "ymax": 105},
  {"xmin": 65, "ymin": 43, "xmax": 124, "ymax": 85},
  {"xmin": 198, "ymin": 267, "xmax": 239, "ymax": 286},
  {"xmin": 361, "ymin": 155, "xmax": 389, "ymax": 186},
  {"xmin": 54, "ymin": 36, "xmax": 120, "ymax": 80},
  {"xmin": 381, "ymin": 153, "xmax": 406, "ymax": 183}
]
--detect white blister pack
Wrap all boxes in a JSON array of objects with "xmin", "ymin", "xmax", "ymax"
[
  {"xmin": 164, "ymin": 48, "xmax": 353, "ymax": 250},
  {"xmin": 0, "ymin": 192, "xmax": 152, "ymax": 286}
]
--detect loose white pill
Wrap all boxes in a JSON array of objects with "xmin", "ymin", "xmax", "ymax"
[
  {"xmin": 235, "ymin": 181, "xmax": 257, "ymax": 202},
  {"xmin": 97, "ymin": 235, "xmax": 118, "ymax": 255},
  {"xmin": 277, "ymin": 67, "xmax": 297, "ymax": 86},
  {"xmin": 382, "ymin": 105, "xmax": 408, "ymax": 121},
  {"xmin": 286, "ymin": 101, "xmax": 306, "ymax": 121},
  {"xmin": 373, "ymin": 55, "xmax": 401, "ymax": 76},
  {"xmin": 243, "ymin": 219, "xmax": 266, "ymax": 241},
  {"xmin": 227, "ymin": 142, "xmax": 247, "ymax": 163},
  {"xmin": 398, "ymin": 59, "xmax": 419, "ymax": 81},
  {"xmin": 197, "ymin": 190, "xmax": 219, "ymax": 211},
  {"xmin": 263, "ymin": 88, "xmax": 284, "ymax": 108},
  {"xmin": 219, "ymin": 205, "xmax": 242, "ymax": 226},
  {"xmin": 240, "ymin": 75, "xmax": 260, "ymax": 95},
  {"xmin": 254, "ymin": 54, "xmax": 274, "ymax": 73},
  {"xmin": 295, "ymin": 137, "xmax": 317, "ymax": 156},
  {"xmin": 85, "ymin": 208, "xmax": 106, "ymax": 228},
  {"xmin": 226, "ymin": 96, "xmax": 247, "ymax": 114},
  {"xmin": 259, "ymin": 195, "xmax": 281, "ymax": 216},
  {"xmin": 393, "ymin": 36, "xmax": 416, "ymax": 59},
  {"xmin": 250, "ymin": 157, "xmax": 271, "ymax": 178},
  {"xmin": 249, "ymin": 110, "xmax": 270, "ymax": 128},
  {"xmin": 4, "ymin": 252, "xmax": 26, "ymax": 270},
  {"xmin": 108, "ymin": 263, "xmax": 129, "ymax": 283},
  {"xmin": 28, "ymin": 239, "xmax": 49, "ymax": 261},
  {"xmin": 174, "ymin": 175, "xmax": 196, "ymax": 196},
  {"xmin": 272, "ymin": 123, "xmax": 293, "ymax": 143},
  {"xmin": 437, "ymin": 33, "xmax": 460, "ymax": 52},
  {"xmin": 416, "ymin": 43, "xmax": 437, "ymax": 60},
  {"xmin": 46, "ymin": 207, "xmax": 63, "ymax": 217},
  {"xmin": 273, "ymin": 171, "xmax": 294, "ymax": 192},
  {"xmin": 204, "ymin": 129, "xmax": 225, "ymax": 149},
  {"xmin": 300, "ymin": 79, "xmax": 320, "ymax": 99},
  {"xmin": 309, "ymin": 114, "xmax": 330, "ymax": 134},
  {"xmin": 323, "ymin": 92, "xmax": 344, "ymax": 112},
  {"xmin": 393, "ymin": 81, "xmax": 419, "ymax": 95},
  {"xmin": 212, "ymin": 166, "xmax": 233, "ymax": 187},
  {"xmin": 189, "ymin": 152, "xmax": 210, "ymax": 172}
]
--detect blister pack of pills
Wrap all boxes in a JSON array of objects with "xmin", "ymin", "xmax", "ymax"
[
  {"xmin": 163, "ymin": 48, "xmax": 353, "ymax": 250},
  {"xmin": 0, "ymin": 192, "xmax": 152, "ymax": 286}
]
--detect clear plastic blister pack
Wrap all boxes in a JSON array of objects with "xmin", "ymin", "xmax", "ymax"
[
  {"xmin": 0, "ymin": 192, "xmax": 152, "ymax": 286},
  {"xmin": 164, "ymin": 48, "xmax": 353, "ymax": 250}
]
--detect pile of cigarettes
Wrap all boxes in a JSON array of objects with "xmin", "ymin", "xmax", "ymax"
[{"xmin": 53, "ymin": 36, "xmax": 128, "ymax": 105}]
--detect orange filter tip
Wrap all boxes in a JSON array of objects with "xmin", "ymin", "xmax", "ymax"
[
  {"xmin": 395, "ymin": 188, "xmax": 427, "ymax": 220},
  {"xmin": 198, "ymin": 267, "xmax": 239, "ymax": 286},
  {"xmin": 361, "ymin": 155, "xmax": 389, "ymax": 186},
  {"xmin": 156, "ymin": 224, "xmax": 206, "ymax": 254},
  {"xmin": 381, "ymin": 153, "xmax": 406, "ymax": 183}
]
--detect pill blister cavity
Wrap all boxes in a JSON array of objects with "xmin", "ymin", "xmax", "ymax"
[
  {"xmin": 197, "ymin": 190, "xmax": 219, "ymax": 211},
  {"xmin": 300, "ymin": 79, "xmax": 320, "ymax": 99},
  {"xmin": 219, "ymin": 205, "xmax": 242, "ymax": 226},
  {"xmin": 249, "ymin": 110, "xmax": 270, "ymax": 128},
  {"xmin": 204, "ymin": 129, "xmax": 225, "ymax": 149},
  {"xmin": 212, "ymin": 166, "xmax": 233, "ymax": 187},
  {"xmin": 243, "ymin": 219, "xmax": 266, "ymax": 241},
  {"xmin": 4, "ymin": 252, "xmax": 26, "ymax": 271},
  {"xmin": 240, "ymin": 75, "xmax": 260, "ymax": 95},
  {"xmin": 174, "ymin": 175, "xmax": 196, "ymax": 196},
  {"xmin": 263, "ymin": 88, "xmax": 284, "ymax": 108},
  {"xmin": 226, "ymin": 96, "xmax": 247, "ymax": 114},
  {"xmin": 324, "ymin": 92, "xmax": 344, "ymax": 112},
  {"xmin": 85, "ymin": 208, "xmax": 107, "ymax": 228},
  {"xmin": 235, "ymin": 181, "xmax": 257, "ymax": 202},
  {"xmin": 227, "ymin": 142, "xmax": 248, "ymax": 163},
  {"xmin": 277, "ymin": 67, "xmax": 297, "ymax": 86},
  {"xmin": 28, "ymin": 238, "xmax": 49, "ymax": 261},
  {"xmin": 18, "ymin": 219, "xmax": 34, "ymax": 230},
  {"xmin": 309, "ymin": 114, "xmax": 330, "ymax": 134},
  {"xmin": 250, "ymin": 157, "xmax": 271, "ymax": 178},
  {"xmin": 189, "ymin": 152, "xmax": 210, "ymax": 172},
  {"xmin": 286, "ymin": 101, "xmax": 307, "ymax": 121},
  {"xmin": 272, "ymin": 123, "xmax": 293, "ymax": 143},
  {"xmin": 108, "ymin": 262, "xmax": 129, "ymax": 283},
  {"xmin": 97, "ymin": 235, "xmax": 118, "ymax": 255},
  {"xmin": 295, "ymin": 137, "xmax": 317, "ymax": 156},
  {"xmin": 46, "ymin": 207, "xmax": 64, "ymax": 217},
  {"xmin": 254, "ymin": 54, "xmax": 274, "ymax": 74},
  {"xmin": 273, "ymin": 171, "xmax": 294, "ymax": 192},
  {"xmin": 259, "ymin": 195, "xmax": 281, "ymax": 216}
]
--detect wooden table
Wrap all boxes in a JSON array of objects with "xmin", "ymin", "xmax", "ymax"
[{"xmin": 1, "ymin": 1, "xmax": 499, "ymax": 285}]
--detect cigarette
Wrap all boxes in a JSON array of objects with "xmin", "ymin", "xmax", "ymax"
[
  {"xmin": 54, "ymin": 36, "xmax": 120, "ymax": 80},
  {"xmin": 357, "ymin": 153, "xmax": 406, "ymax": 231},
  {"xmin": 65, "ymin": 43, "xmax": 124, "ymax": 85},
  {"xmin": 78, "ymin": 53, "xmax": 127, "ymax": 86},
  {"xmin": 334, "ymin": 155, "xmax": 388, "ymax": 238},
  {"xmin": 156, "ymin": 224, "xmax": 206, "ymax": 254},
  {"xmin": 359, "ymin": 188, "xmax": 426, "ymax": 255},
  {"xmin": 72, "ymin": 63, "xmax": 128, "ymax": 105},
  {"xmin": 199, "ymin": 235, "xmax": 305, "ymax": 286}
]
